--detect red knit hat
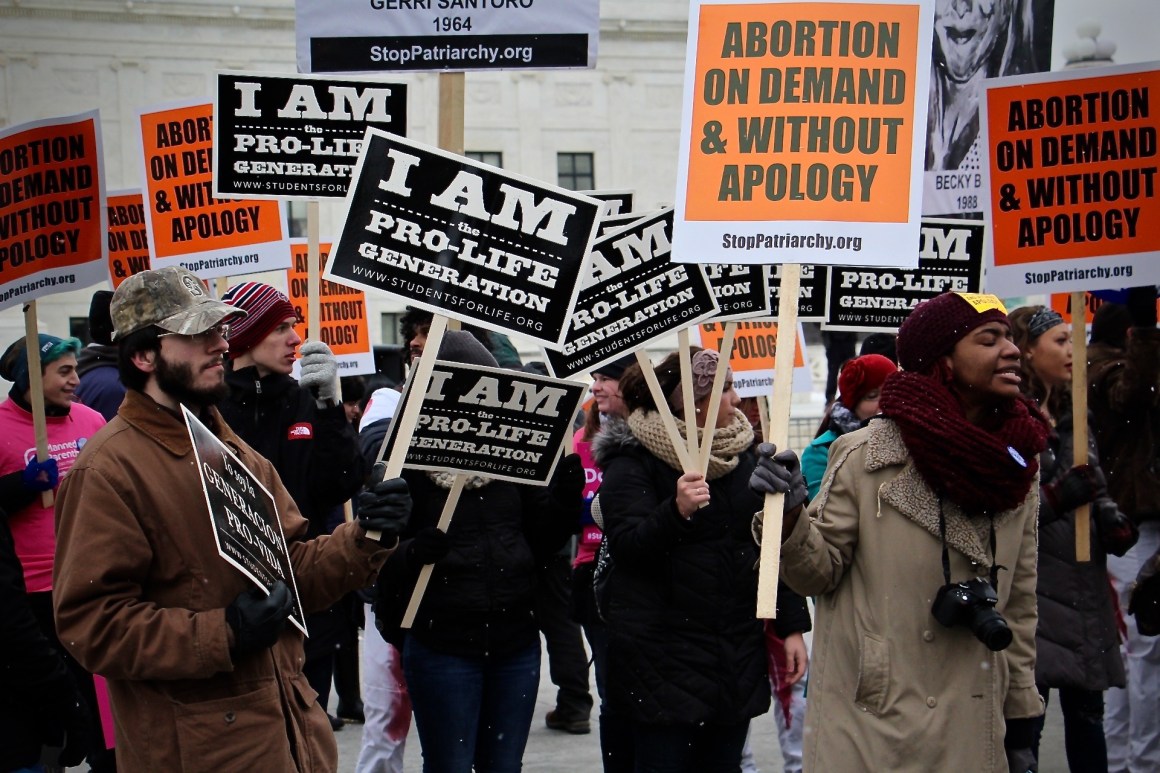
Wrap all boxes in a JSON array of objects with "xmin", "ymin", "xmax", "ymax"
[
  {"xmin": 838, "ymin": 354, "xmax": 897, "ymax": 409},
  {"xmin": 897, "ymin": 292, "xmax": 1009, "ymax": 374},
  {"xmin": 221, "ymin": 282, "xmax": 300, "ymax": 359}
]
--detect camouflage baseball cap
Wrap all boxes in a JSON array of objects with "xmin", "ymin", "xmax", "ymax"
[{"xmin": 110, "ymin": 267, "xmax": 246, "ymax": 340}]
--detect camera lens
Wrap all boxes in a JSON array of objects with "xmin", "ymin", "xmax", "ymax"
[{"xmin": 972, "ymin": 608, "xmax": 1012, "ymax": 651}]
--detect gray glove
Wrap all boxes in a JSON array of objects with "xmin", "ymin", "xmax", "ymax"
[
  {"xmin": 750, "ymin": 443, "xmax": 808, "ymax": 513},
  {"xmin": 299, "ymin": 340, "xmax": 339, "ymax": 407}
]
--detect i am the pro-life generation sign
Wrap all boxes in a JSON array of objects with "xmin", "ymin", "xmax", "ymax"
[
  {"xmin": 383, "ymin": 361, "xmax": 586, "ymax": 485},
  {"xmin": 213, "ymin": 71, "xmax": 407, "ymax": 200},
  {"xmin": 184, "ymin": 406, "xmax": 306, "ymax": 635},
  {"xmin": 326, "ymin": 130, "xmax": 600, "ymax": 348}
]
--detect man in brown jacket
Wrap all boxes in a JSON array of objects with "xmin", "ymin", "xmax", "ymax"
[{"xmin": 52, "ymin": 267, "xmax": 412, "ymax": 772}]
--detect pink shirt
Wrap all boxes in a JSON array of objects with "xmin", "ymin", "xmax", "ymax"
[
  {"xmin": 573, "ymin": 428, "xmax": 604, "ymax": 567},
  {"xmin": 0, "ymin": 399, "xmax": 106, "ymax": 592}
]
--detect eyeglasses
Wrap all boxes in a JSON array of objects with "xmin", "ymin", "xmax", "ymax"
[{"xmin": 157, "ymin": 322, "xmax": 231, "ymax": 342}]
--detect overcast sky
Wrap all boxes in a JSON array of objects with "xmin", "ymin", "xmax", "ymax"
[{"xmin": 1051, "ymin": 0, "xmax": 1155, "ymax": 69}]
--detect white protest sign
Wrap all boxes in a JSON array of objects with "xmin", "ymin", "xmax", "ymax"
[{"xmin": 296, "ymin": 0, "xmax": 599, "ymax": 73}]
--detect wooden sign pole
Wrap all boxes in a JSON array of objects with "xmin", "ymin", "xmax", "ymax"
[
  {"xmin": 22, "ymin": 302, "xmax": 53, "ymax": 508},
  {"xmin": 1070, "ymin": 290, "xmax": 1091, "ymax": 562},
  {"xmin": 634, "ymin": 349, "xmax": 694, "ymax": 472},
  {"xmin": 678, "ymin": 329, "xmax": 698, "ymax": 461},
  {"xmin": 307, "ymin": 200, "xmax": 322, "ymax": 342},
  {"xmin": 401, "ymin": 473, "xmax": 466, "ymax": 628},
  {"xmin": 755, "ymin": 264, "xmax": 801, "ymax": 618},
  {"xmin": 698, "ymin": 321, "xmax": 738, "ymax": 474}
]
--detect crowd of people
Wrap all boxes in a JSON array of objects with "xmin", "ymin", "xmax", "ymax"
[{"xmin": 1, "ymin": 273, "xmax": 1159, "ymax": 773}]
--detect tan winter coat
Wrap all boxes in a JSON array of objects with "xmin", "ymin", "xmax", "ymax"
[
  {"xmin": 780, "ymin": 419, "xmax": 1041, "ymax": 773},
  {"xmin": 53, "ymin": 390, "xmax": 389, "ymax": 772}
]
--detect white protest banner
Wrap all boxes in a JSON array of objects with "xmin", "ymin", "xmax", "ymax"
[
  {"xmin": 382, "ymin": 360, "xmax": 586, "ymax": 485},
  {"xmin": 183, "ymin": 405, "xmax": 307, "ymax": 636},
  {"xmin": 288, "ymin": 241, "xmax": 374, "ymax": 376},
  {"xmin": 139, "ymin": 100, "xmax": 289, "ymax": 279},
  {"xmin": 824, "ymin": 218, "xmax": 985, "ymax": 331},
  {"xmin": 543, "ymin": 208, "xmax": 720, "ymax": 378},
  {"xmin": 921, "ymin": 0, "xmax": 1055, "ymax": 217},
  {"xmin": 768, "ymin": 264, "xmax": 826, "ymax": 321},
  {"xmin": 326, "ymin": 129, "xmax": 601, "ymax": 348},
  {"xmin": 213, "ymin": 71, "xmax": 408, "ymax": 201},
  {"xmin": 296, "ymin": 0, "xmax": 599, "ymax": 73},
  {"xmin": 673, "ymin": 0, "xmax": 935, "ymax": 267},
  {"xmin": 0, "ymin": 111, "xmax": 107, "ymax": 310},
  {"xmin": 981, "ymin": 62, "xmax": 1160, "ymax": 296}
]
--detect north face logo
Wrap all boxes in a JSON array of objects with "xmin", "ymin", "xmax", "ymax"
[{"xmin": 287, "ymin": 423, "xmax": 313, "ymax": 439}]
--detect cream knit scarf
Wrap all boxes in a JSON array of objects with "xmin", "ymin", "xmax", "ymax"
[
  {"xmin": 427, "ymin": 471, "xmax": 492, "ymax": 490},
  {"xmin": 627, "ymin": 408, "xmax": 754, "ymax": 480}
]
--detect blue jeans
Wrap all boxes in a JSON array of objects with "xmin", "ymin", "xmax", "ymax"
[
  {"xmin": 403, "ymin": 635, "xmax": 540, "ymax": 773},
  {"xmin": 632, "ymin": 720, "xmax": 750, "ymax": 773}
]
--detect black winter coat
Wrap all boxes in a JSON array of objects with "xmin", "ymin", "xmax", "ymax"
[
  {"xmin": 1034, "ymin": 411, "xmax": 1133, "ymax": 691},
  {"xmin": 362, "ymin": 419, "xmax": 578, "ymax": 658},
  {"xmin": 220, "ymin": 365, "xmax": 366, "ymax": 538},
  {"xmin": 594, "ymin": 417, "xmax": 797, "ymax": 727}
]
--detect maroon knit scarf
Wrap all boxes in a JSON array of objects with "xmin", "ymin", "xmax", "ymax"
[{"xmin": 878, "ymin": 371, "xmax": 1050, "ymax": 515}]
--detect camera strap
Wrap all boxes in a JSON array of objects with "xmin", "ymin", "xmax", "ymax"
[{"xmin": 938, "ymin": 499, "xmax": 1000, "ymax": 587}]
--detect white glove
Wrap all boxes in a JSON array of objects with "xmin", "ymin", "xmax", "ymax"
[{"xmin": 299, "ymin": 340, "xmax": 339, "ymax": 407}]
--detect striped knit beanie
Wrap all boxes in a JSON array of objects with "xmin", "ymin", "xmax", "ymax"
[{"xmin": 221, "ymin": 282, "xmax": 300, "ymax": 359}]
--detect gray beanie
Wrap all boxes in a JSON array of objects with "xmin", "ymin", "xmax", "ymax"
[{"xmin": 437, "ymin": 330, "xmax": 498, "ymax": 368}]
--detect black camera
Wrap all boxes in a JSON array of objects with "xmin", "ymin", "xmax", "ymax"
[{"xmin": 931, "ymin": 577, "xmax": 1012, "ymax": 651}]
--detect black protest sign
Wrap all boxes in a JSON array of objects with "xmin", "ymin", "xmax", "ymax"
[
  {"xmin": 183, "ymin": 406, "xmax": 306, "ymax": 635},
  {"xmin": 824, "ymin": 218, "xmax": 984, "ymax": 332},
  {"xmin": 544, "ymin": 208, "xmax": 719, "ymax": 378},
  {"xmin": 327, "ymin": 130, "xmax": 600, "ymax": 348},
  {"xmin": 704, "ymin": 263, "xmax": 770, "ymax": 321},
  {"xmin": 213, "ymin": 72, "xmax": 407, "ymax": 200},
  {"xmin": 579, "ymin": 190, "xmax": 634, "ymax": 219},
  {"xmin": 383, "ymin": 361, "xmax": 586, "ymax": 485},
  {"xmin": 768, "ymin": 264, "xmax": 826, "ymax": 321}
]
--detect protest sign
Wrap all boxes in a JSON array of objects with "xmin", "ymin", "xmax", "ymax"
[
  {"xmin": 288, "ymin": 241, "xmax": 373, "ymax": 375},
  {"xmin": 922, "ymin": 0, "xmax": 1054, "ymax": 217},
  {"xmin": 824, "ymin": 218, "xmax": 984, "ymax": 330},
  {"xmin": 704, "ymin": 263, "xmax": 771, "ymax": 321},
  {"xmin": 183, "ymin": 405, "xmax": 306, "ymax": 635},
  {"xmin": 296, "ymin": 0, "xmax": 599, "ymax": 73},
  {"xmin": 696, "ymin": 320, "xmax": 811, "ymax": 398},
  {"xmin": 1049, "ymin": 289, "xmax": 1160, "ymax": 326},
  {"xmin": 982, "ymin": 62, "xmax": 1160, "ymax": 296},
  {"xmin": 543, "ymin": 208, "xmax": 719, "ymax": 378},
  {"xmin": 674, "ymin": 0, "xmax": 935, "ymax": 266},
  {"xmin": 213, "ymin": 71, "xmax": 407, "ymax": 200},
  {"xmin": 579, "ymin": 189, "xmax": 635, "ymax": 219},
  {"xmin": 382, "ymin": 360, "xmax": 586, "ymax": 485},
  {"xmin": 768, "ymin": 263, "xmax": 825, "ymax": 320},
  {"xmin": 326, "ymin": 129, "xmax": 600, "ymax": 348},
  {"xmin": 139, "ymin": 100, "xmax": 288, "ymax": 280},
  {"xmin": 0, "ymin": 111, "xmax": 106, "ymax": 310},
  {"xmin": 106, "ymin": 189, "xmax": 150, "ymax": 288}
]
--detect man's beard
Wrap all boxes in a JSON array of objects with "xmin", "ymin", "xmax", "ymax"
[{"xmin": 155, "ymin": 351, "xmax": 229, "ymax": 408}]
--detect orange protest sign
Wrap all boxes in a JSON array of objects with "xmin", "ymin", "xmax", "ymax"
[
  {"xmin": 139, "ymin": 101, "xmax": 287, "ymax": 278},
  {"xmin": 1050, "ymin": 291, "xmax": 1160, "ymax": 326},
  {"xmin": 674, "ymin": 0, "xmax": 934, "ymax": 266},
  {"xmin": 698, "ymin": 320, "xmax": 809, "ymax": 397},
  {"xmin": 0, "ymin": 111, "xmax": 107, "ymax": 309},
  {"xmin": 288, "ymin": 241, "xmax": 373, "ymax": 373},
  {"xmin": 106, "ymin": 189, "xmax": 150, "ymax": 288},
  {"xmin": 983, "ymin": 63, "xmax": 1160, "ymax": 296}
]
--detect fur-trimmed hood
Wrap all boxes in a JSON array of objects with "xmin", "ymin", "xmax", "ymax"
[{"xmin": 591, "ymin": 415, "xmax": 639, "ymax": 468}]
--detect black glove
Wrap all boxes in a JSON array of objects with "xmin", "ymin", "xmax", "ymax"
[
  {"xmin": 225, "ymin": 581, "xmax": 294, "ymax": 660},
  {"xmin": 1041, "ymin": 463, "xmax": 1105, "ymax": 515},
  {"xmin": 548, "ymin": 454, "xmax": 585, "ymax": 512},
  {"xmin": 1094, "ymin": 499, "xmax": 1139, "ymax": 557},
  {"xmin": 357, "ymin": 463, "xmax": 412, "ymax": 544},
  {"xmin": 1126, "ymin": 285, "xmax": 1158, "ymax": 328},
  {"xmin": 406, "ymin": 527, "xmax": 451, "ymax": 567},
  {"xmin": 749, "ymin": 443, "xmax": 808, "ymax": 513}
]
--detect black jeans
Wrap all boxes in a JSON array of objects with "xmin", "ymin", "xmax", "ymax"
[
  {"xmin": 534, "ymin": 553, "xmax": 593, "ymax": 720},
  {"xmin": 1031, "ymin": 685, "xmax": 1108, "ymax": 773},
  {"xmin": 632, "ymin": 720, "xmax": 749, "ymax": 773}
]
